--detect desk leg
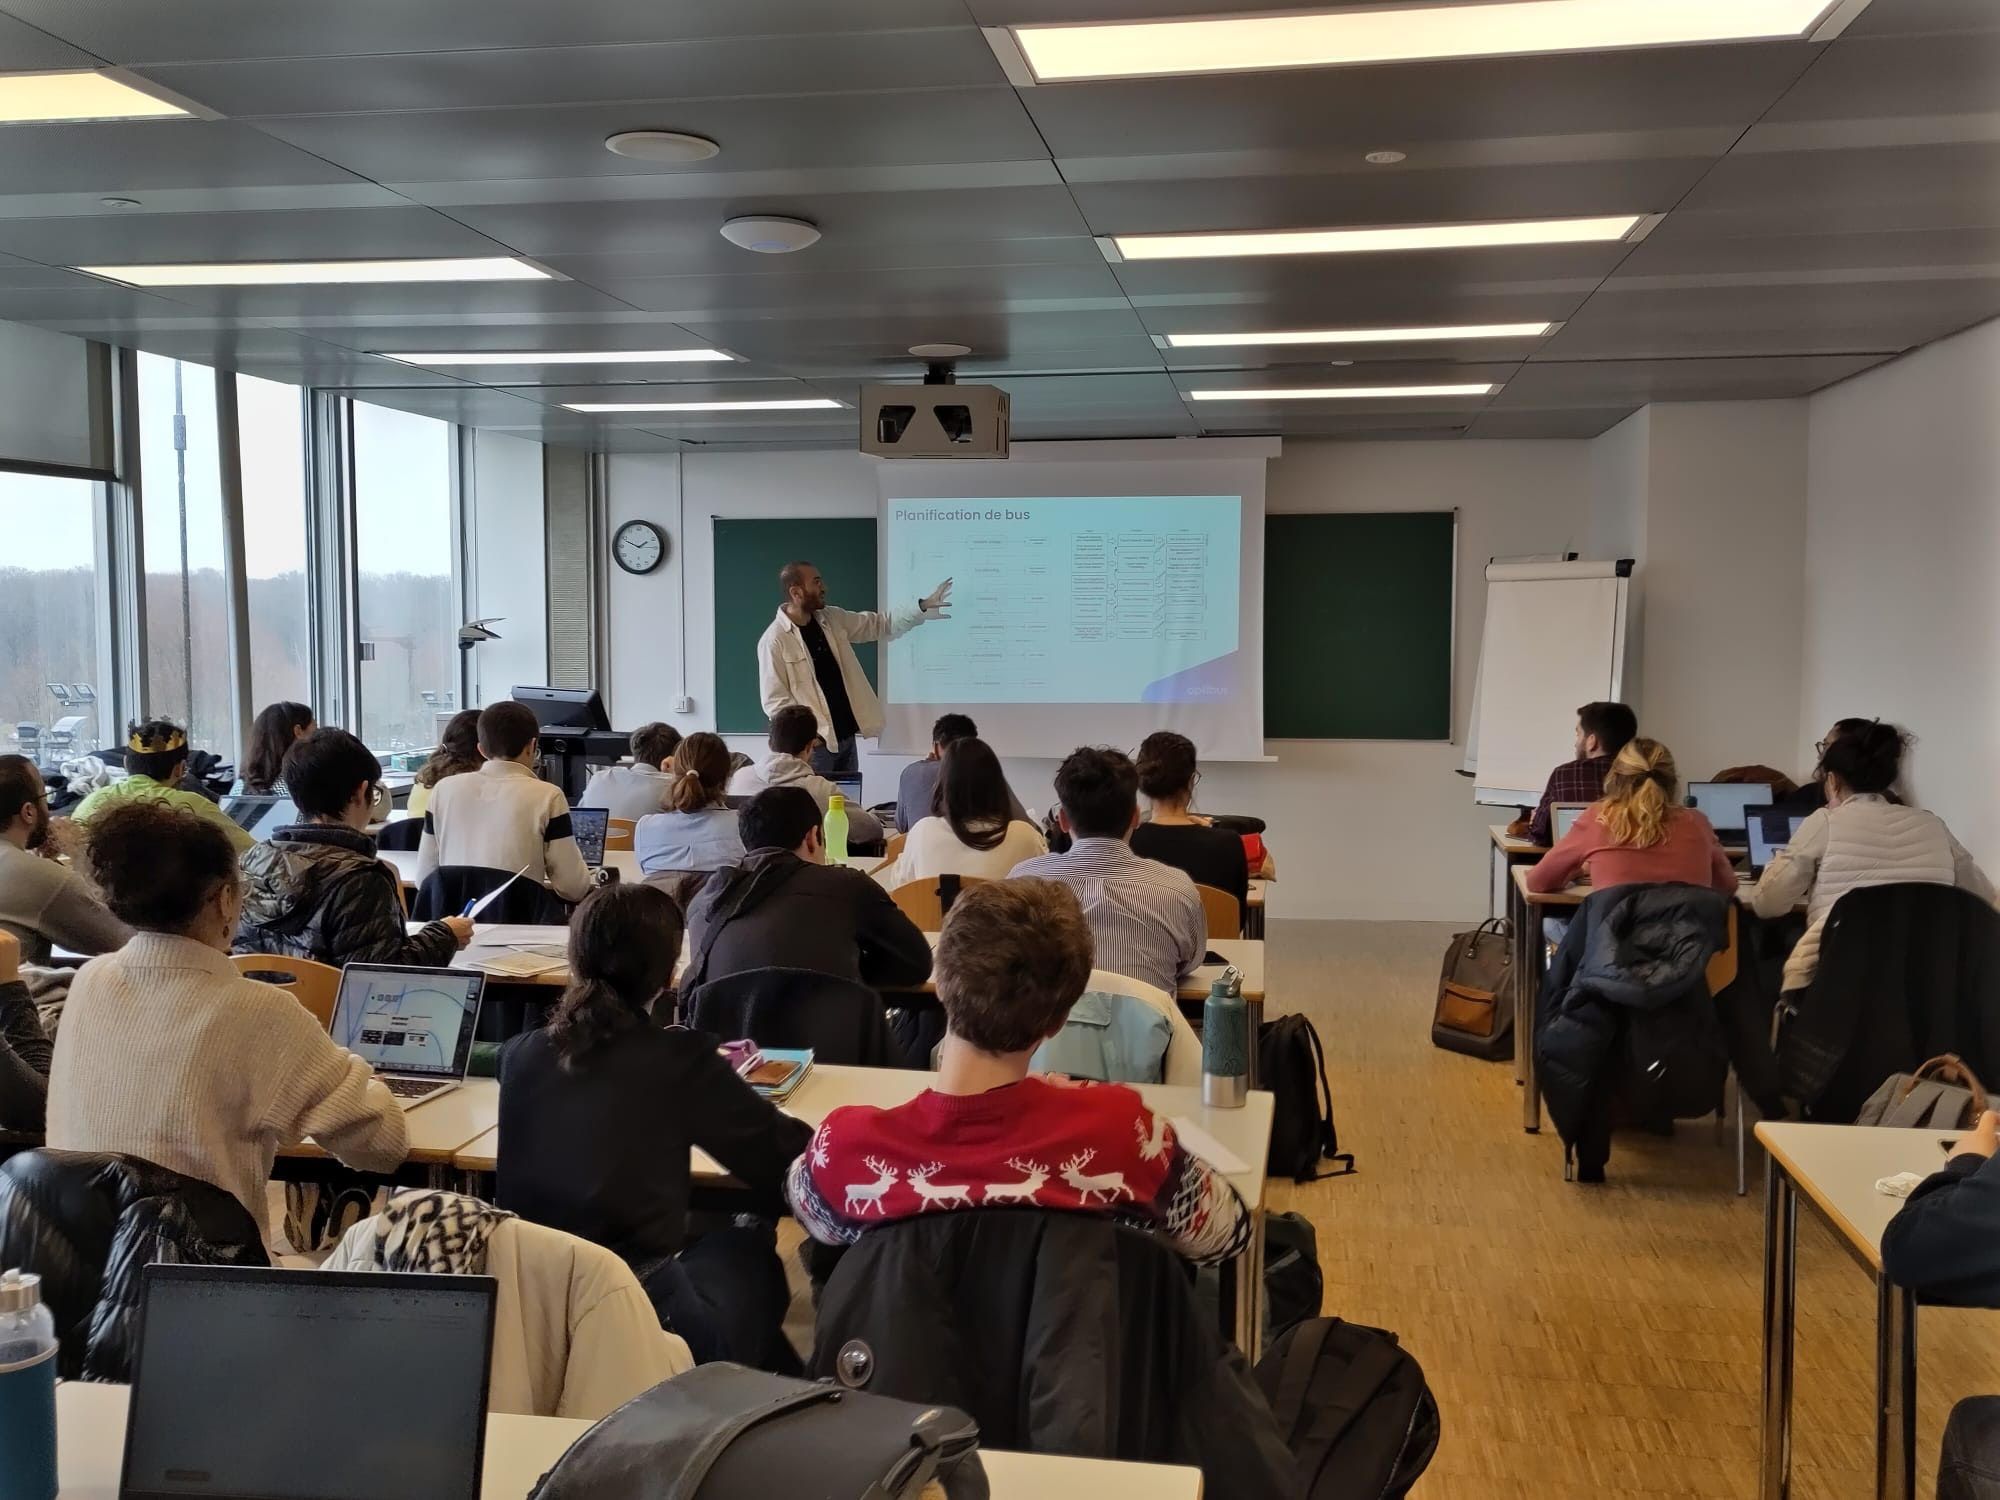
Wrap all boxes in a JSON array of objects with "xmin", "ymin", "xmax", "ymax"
[
  {"xmin": 1759, "ymin": 1163, "xmax": 1799, "ymax": 1500},
  {"xmin": 1521, "ymin": 917, "xmax": 1545, "ymax": 1133},
  {"xmin": 1491, "ymin": 843, "xmax": 1509, "ymax": 921},
  {"xmin": 1511, "ymin": 891, "xmax": 1532, "ymax": 1087},
  {"xmin": 1227, "ymin": 1208, "xmax": 1266, "ymax": 1362},
  {"xmin": 1875, "ymin": 1278, "xmax": 1917, "ymax": 1500}
]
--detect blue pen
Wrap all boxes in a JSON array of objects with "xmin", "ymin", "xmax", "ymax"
[{"xmin": 460, "ymin": 899, "xmax": 479, "ymax": 917}]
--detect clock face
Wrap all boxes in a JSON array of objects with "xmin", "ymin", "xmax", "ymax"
[{"xmin": 614, "ymin": 521, "xmax": 666, "ymax": 575}]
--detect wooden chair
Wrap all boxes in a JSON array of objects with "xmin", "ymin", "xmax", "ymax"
[
  {"xmin": 606, "ymin": 818, "xmax": 637, "ymax": 853},
  {"xmin": 890, "ymin": 874, "xmax": 988, "ymax": 931},
  {"xmin": 1704, "ymin": 905, "xmax": 1751, "ymax": 1197},
  {"xmin": 881, "ymin": 831, "xmax": 907, "ymax": 864},
  {"xmin": 1195, "ymin": 883, "xmax": 1242, "ymax": 941},
  {"xmin": 232, "ymin": 954, "xmax": 341, "ymax": 1031}
]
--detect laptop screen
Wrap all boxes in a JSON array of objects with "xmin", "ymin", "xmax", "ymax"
[
  {"xmin": 1684, "ymin": 782, "xmax": 1772, "ymax": 835},
  {"xmin": 1551, "ymin": 804, "xmax": 1589, "ymax": 842},
  {"xmin": 123, "ymin": 1265, "xmax": 494, "ymax": 1500},
  {"xmin": 830, "ymin": 775, "xmax": 865, "ymax": 808},
  {"xmin": 1745, "ymin": 805, "xmax": 1808, "ymax": 874},
  {"xmin": 568, "ymin": 805, "xmax": 609, "ymax": 867},
  {"xmin": 329, "ymin": 964, "xmax": 484, "ymax": 1079},
  {"xmin": 220, "ymin": 794, "xmax": 297, "ymax": 836}
]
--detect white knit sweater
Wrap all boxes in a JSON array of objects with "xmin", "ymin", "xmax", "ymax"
[
  {"xmin": 1749, "ymin": 794, "xmax": 1997, "ymax": 991},
  {"xmin": 46, "ymin": 932, "xmax": 409, "ymax": 1240}
]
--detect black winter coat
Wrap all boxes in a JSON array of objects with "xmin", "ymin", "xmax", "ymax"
[
  {"xmin": 1880, "ymin": 1150, "xmax": 2000, "ymax": 1307},
  {"xmin": 0, "ymin": 1149, "xmax": 267, "ymax": 1381},
  {"xmin": 809, "ymin": 1210, "xmax": 1297, "ymax": 1500},
  {"xmin": 684, "ymin": 848, "xmax": 932, "ymax": 993},
  {"xmin": 1537, "ymin": 884, "xmax": 1732, "ymax": 1158},
  {"xmin": 236, "ymin": 823, "xmax": 458, "ymax": 970},
  {"xmin": 0, "ymin": 979, "xmax": 51, "ymax": 1131}
]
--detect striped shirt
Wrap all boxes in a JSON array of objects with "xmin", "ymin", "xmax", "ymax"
[{"xmin": 1008, "ymin": 837, "xmax": 1206, "ymax": 997}]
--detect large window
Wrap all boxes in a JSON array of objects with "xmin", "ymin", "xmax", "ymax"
[
  {"xmin": 236, "ymin": 373, "xmax": 312, "ymax": 712},
  {"xmin": 137, "ymin": 352, "xmax": 233, "ymax": 755},
  {"xmin": 353, "ymin": 401, "xmax": 458, "ymax": 754},
  {"xmin": 0, "ymin": 471, "xmax": 106, "ymax": 764}
]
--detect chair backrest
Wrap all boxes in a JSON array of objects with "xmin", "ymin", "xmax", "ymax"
[
  {"xmin": 1080, "ymin": 968, "xmax": 1204, "ymax": 1086},
  {"xmin": 681, "ymin": 966, "xmax": 908, "ymax": 1067},
  {"xmin": 880, "ymin": 831, "xmax": 907, "ymax": 863},
  {"xmin": 1705, "ymin": 904, "xmax": 1740, "ymax": 996},
  {"xmin": 1195, "ymin": 882, "xmax": 1242, "ymax": 940},
  {"xmin": 1031, "ymin": 990, "xmax": 1173, "ymax": 1085},
  {"xmin": 889, "ymin": 873, "xmax": 987, "ymax": 930},
  {"xmin": 231, "ymin": 953, "xmax": 341, "ymax": 1030},
  {"xmin": 606, "ymin": 817, "xmax": 637, "ymax": 852},
  {"xmin": 376, "ymin": 816, "xmax": 423, "ymax": 851},
  {"xmin": 414, "ymin": 866, "xmax": 569, "ymax": 924}
]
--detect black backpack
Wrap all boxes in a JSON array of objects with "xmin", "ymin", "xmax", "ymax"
[
  {"xmin": 1259, "ymin": 1015, "xmax": 1354, "ymax": 1181},
  {"xmin": 1255, "ymin": 1319, "xmax": 1440, "ymax": 1500}
]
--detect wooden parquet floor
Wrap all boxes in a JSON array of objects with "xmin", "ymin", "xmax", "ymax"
[{"xmin": 1268, "ymin": 918, "xmax": 2000, "ymax": 1499}]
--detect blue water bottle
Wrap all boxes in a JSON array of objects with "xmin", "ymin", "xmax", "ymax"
[
  {"xmin": 0, "ymin": 1268, "xmax": 58, "ymax": 1500},
  {"xmin": 1201, "ymin": 966, "xmax": 1249, "ymax": 1108}
]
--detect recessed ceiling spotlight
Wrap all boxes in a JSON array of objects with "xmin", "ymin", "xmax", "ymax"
[
  {"xmin": 100, "ymin": 197, "xmax": 141, "ymax": 209},
  {"xmin": 603, "ymin": 130, "xmax": 720, "ymax": 163},
  {"xmin": 909, "ymin": 343, "xmax": 972, "ymax": 359},
  {"xmin": 719, "ymin": 215, "xmax": 821, "ymax": 254},
  {"xmin": 1364, "ymin": 150, "xmax": 1407, "ymax": 165}
]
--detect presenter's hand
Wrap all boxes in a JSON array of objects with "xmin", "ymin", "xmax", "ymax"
[{"xmin": 921, "ymin": 577, "xmax": 954, "ymax": 619}]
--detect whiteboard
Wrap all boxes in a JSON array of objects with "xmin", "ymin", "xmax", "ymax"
[{"xmin": 1466, "ymin": 559, "xmax": 1634, "ymax": 806}]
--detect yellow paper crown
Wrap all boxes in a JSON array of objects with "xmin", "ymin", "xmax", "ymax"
[{"xmin": 128, "ymin": 724, "xmax": 188, "ymax": 755}]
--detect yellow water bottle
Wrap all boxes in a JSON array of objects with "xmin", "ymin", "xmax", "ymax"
[{"xmin": 823, "ymin": 794, "xmax": 850, "ymax": 866}]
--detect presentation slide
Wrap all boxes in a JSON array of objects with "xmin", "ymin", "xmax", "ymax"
[
  {"xmin": 885, "ymin": 495, "xmax": 1243, "ymax": 707},
  {"xmin": 331, "ymin": 971, "xmax": 478, "ymax": 1073}
]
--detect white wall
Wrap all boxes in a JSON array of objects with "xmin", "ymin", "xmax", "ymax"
[
  {"xmin": 465, "ymin": 430, "xmax": 548, "ymax": 706},
  {"xmin": 1802, "ymin": 316, "xmax": 2000, "ymax": 868}
]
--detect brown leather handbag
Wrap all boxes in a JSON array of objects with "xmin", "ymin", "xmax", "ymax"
[
  {"xmin": 1432, "ymin": 919, "xmax": 1515, "ymax": 1062},
  {"xmin": 1856, "ymin": 1054, "xmax": 1991, "ymax": 1130}
]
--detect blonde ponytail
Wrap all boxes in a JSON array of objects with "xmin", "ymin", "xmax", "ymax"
[{"xmin": 1597, "ymin": 738, "xmax": 1680, "ymax": 849}]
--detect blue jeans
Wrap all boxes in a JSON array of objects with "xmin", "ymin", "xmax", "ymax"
[
  {"xmin": 810, "ymin": 735, "xmax": 859, "ymax": 778},
  {"xmin": 633, "ymin": 1224, "xmax": 794, "ymax": 1371},
  {"xmin": 1942, "ymin": 1397, "xmax": 2000, "ymax": 1500}
]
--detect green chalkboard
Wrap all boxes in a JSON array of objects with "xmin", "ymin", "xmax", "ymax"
[
  {"xmin": 1264, "ymin": 511, "xmax": 1455, "ymax": 740},
  {"xmin": 713, "ymin": 517, "xmax": 879, "ymax": 734}
]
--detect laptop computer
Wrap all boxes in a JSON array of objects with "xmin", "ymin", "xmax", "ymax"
[
  {"xmin": 1684, "ymin": 781, "xmax": 1772, "ymax": 836},
  {"xmin": 220, "ymin": 793, "xmax": 298, "ymax": 837},
  {"xmin": 122, "ymin": 1264, "xmax": 495, "ymax": 1500},
  {"xmin": 568, "ymin": 805, "xmax": 610, "ymax": 867},
  {"xmin": 1743, "ymin": 803, "xmax": 1808, "ymax": 878},
  {"xmin": 328, "ymin": 963, "xmax": 484, "ymax": 1105},
  {"xmin": 829, "ymin": 774, "xmax": 866, "ymax": 808},
  {"xmin": 1550, "ymin": 802, "xmax": 1591, "ymax": 842}
]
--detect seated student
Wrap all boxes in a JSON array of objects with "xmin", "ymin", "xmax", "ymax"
[
  {"xmin": 1520, "ymin": 701, "xmax": 1639, "ymax": 846},
  {"xmin": 786, "ymin": 877, "xmax": 1249, "ymax": 1265},
  {"xmin": 0, "ymin": 931, "xmax": 51, "ymax": 1131},
  {"xmin": 1009, "ymin": 747, "xmax": 1205, "ymax": 999},
  {"xmin": 498, "ymin": 884, "xmax": 809, "ymax": 1367},
  {"xmin": 406, "ymin": 708, "xmax": 482, "ymax": 819},
  {"xmin": 236, "ymin": 728, "xmax": 472, "ymax": 968},
  {"xmin": 635, "ymin": 732, "xmax": 744, "ymax": 878},
  {"xmin": 0, "ymin": 754, "xmax": 129, "ymax": 965},
  {"xmin": 416, "ymin": 701, "xmax": 594, "ymax": 905},
  {"xmin": 578, "ymin": 721, "xmax": 683, "ymax": 823},
  {"xmin": 1749, "ymin": 721, "xmax": 1994, "ymax": 995},
  {"xmin": 1526, "ymin": 739, "xmax": 1738, "ymax": 897},
  {"xmin": 683, "ymin": 787, "xmax": 931, "ymax": 993},
  {"xmin": 727, "ymin": 705, "xmax": 883, "ymax": 846},
  {"xmin": 1129, "ymin": 731, "xmax": 1249, "ymax": 913},
  {"xmin": 1776, "ymin": 716, "xmax": 1892, "ymax": 815},
  {"xmin": 235, "ymin": 701, "xmax": 315, "ymax": 796},
  {"xmin": 883, "ymin": 737, "xmax": 1046, "ymax": 886},
  {"xmin": 895, "ymin": 713, "xmax": 1028, "ymax": 833},
  {"xmin": 72, "ymin": 719, "xmax": 252, "ymax": 854},
  {"xmin": 47, "ymin": 802, "xmax": 408, "ymax": 1243}
]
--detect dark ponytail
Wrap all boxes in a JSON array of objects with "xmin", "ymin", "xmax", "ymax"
[
  {"xmin": 1820, "ymin": 720, "xmax": 1907, "ymax": 796},
  {"xmin": 546, "ymin": 884, "xmax": 684, "ymax": 1068}
]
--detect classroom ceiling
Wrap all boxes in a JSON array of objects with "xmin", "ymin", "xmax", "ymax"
[{"xmin": 0, "ymin": 0, "xmax": 1994, "ymax": 449}]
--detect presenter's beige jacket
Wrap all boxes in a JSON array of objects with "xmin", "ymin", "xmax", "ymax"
[{"xmin": 756, "ymin": 602, "xmax": 928, "ymax": 743}]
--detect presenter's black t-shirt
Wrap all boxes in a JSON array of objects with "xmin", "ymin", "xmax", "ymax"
[{"xmin": 801, "ymin": 617, "xmax": 860, "ymax": 745}]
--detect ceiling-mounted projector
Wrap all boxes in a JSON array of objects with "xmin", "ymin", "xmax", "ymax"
[{"xmin": 860, "ymin": 355, "xmax": 1009, "ymax": 459}]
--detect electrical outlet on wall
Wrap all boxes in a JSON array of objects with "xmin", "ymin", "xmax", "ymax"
[{"xmin": 674, "ymin": 696, "xmax": 693, "ymax": 714}]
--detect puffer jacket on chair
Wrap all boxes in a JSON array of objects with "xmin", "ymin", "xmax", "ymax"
[{"xmin": 0, "ymin": 1148, "xmax": 268, "ymax": 1380}]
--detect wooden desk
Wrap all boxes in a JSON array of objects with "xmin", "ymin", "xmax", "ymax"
[
  {"xmin": 1755, "ymin": 1123, "xmax": 1971, "ymax": 1500},
  {"xmin": 55, "ymin": 1380, "xmax": 1201, "ymax": 1500},
  {"xmin": 455, "ymin": 1064, "xmax": 1275, "ymax": 1360},
  {"xmin": 277, "ymin": 1078, "xmax": 499, "ymax": 1169},
  {"xmin": 1489, "ymin": 822, "xmax": 1547, "ymax": 925}
]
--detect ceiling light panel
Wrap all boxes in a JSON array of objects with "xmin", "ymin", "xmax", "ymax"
[
  {"xmin": 1187, "ymin": 384, "xmax": 1497, "ymax": 400},
  {"xmin": 1164, "ymin": 323, "xmax": 1553, "ymax": 348},
  {"xmin": 381, "ymin": 349, "xmax": 731, "ymax": 367},
  {"xmin": 1110, "ymin": 216, "xmax": 1644, "ymax": 261},
  {"xmin": 0, "ymin": 70, "xmax": 192, "ymax": 123},
  {"xmin": 1002, "ymin": 0, "xmax": 1852, "ymax": 83},
  {"xmin": 564, "ymin": 399, "xmax": 842, "ymax": 413},
  {"xmin": 76, "ymin": 258, "xmax": 556, "ymax": 287}
]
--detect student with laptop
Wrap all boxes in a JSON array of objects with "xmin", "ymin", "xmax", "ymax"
[
  {"xmin": 235, "ymin": 700, "xmax": 315, "ymax": 796},
  {"xmin": 1129, "ymin": 730, "xmax": 1249, "ymax": 912},
  {"xmin": 499, "ymin": 884, "xmax": 810, "ymax": 1367},
  {"xmin": 1520, "ymin": 701, "xmax": 1638, "ymax": 846},
  {"xmin": 634, "ymin": 732, "xmax": 745, "ymax": 879},
  {"xmin": 577, "ymin": 721, "xmax": 683, "ymax": 822},
  {"xmin": 894, "ymin": 712, "xmax": 1029, "ymax": 833},
  {"xmin": 72, "ymin": 718, "xmax": 253, "ymax": 854},
  {"xmin": 1525, "ymin": 739, "xmax": 1738, "ymax": 898},
  {"xmin": 0, "ymin": 753, "xmax": 130, "ymax": 965},
  {"xmin": 416, "ymin": 701, "xmax": 595, "ymax": 905},
  {"xmin": 880, "ymin": 736, "xmax": 1046, "ymax": 886},
  {"xmin": 1009, "ymin": 746, "xmax": 1206, "ymax": 1000},
  {"xmin": 236, "ymin": 728, "xmax": 472, "ymax": 969},
  {"xmin": 1748, "ymin": 721, "xmax": 1994, "ymax": 994},
  {"xmin": 47, "ymin": 800, "xmax": 408, "ymax": 1243},
  {"xmin": 727, "ymin": 704, "xmax": 884, "ymax": 845},
  {"xmin": 787, "ymin": 877, "xmax": 1250, "ymax": 1265}
]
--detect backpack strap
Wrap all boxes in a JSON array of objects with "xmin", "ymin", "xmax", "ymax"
[
  {"xmin": 1287, "ymin": 1324, "xmax": 1407, "ymax": 1475},
  {"xmin": 1301, "ymin": 1020, "xmax": 1356, "ymax": 1178},
  {"xmin": 1272, "ymin": 1317, "xmax": 1334, "ymax": 1430}
]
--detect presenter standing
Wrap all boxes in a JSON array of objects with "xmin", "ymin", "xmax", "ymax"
[{"xmin": 757, "ymin": 560, "xmax": 953, "ymax": 777}]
